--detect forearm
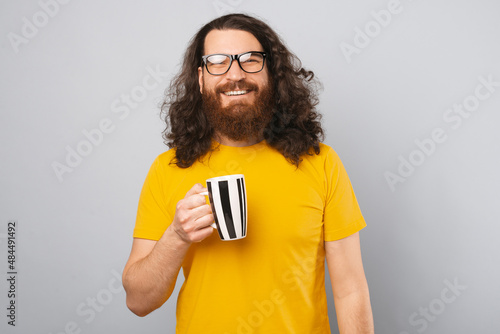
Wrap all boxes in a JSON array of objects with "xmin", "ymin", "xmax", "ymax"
[
  {"xmin": 123, "ymin": 227, "xmax": 190, "ymax": 316},
  {"xmin": 334, "ymin": 287, "xmax": 374, "ymax": 334}
]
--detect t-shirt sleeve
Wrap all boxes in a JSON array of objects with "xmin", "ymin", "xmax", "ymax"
[
  {"xmin": 323, "ymin": 147, "xmax": 366, "ymax": 241},
  {"xmin": 133, "ymin": 156, "xmax": 173, "ymax": 241}
]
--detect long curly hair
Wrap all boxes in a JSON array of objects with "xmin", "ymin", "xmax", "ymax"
[{"xmin": 161, "ymin": 13, "xmax": 324, "ymax": 168}]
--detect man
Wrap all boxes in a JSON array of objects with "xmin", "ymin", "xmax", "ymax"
[{"xmin": 123, "ymin": 13, "xmax": 374, "ymax": 333}]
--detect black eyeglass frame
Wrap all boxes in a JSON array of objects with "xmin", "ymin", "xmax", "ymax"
[{"xmin": 201, "ymin": 51, "xmax": 267, "ymax": 76}]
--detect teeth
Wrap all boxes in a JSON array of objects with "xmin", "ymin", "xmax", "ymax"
[{"xmin": 224, "ymin": 90, "xmax": 248, "ymax": 96}]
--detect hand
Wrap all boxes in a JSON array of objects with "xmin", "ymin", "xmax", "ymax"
[{"xmin": 170, "ymin": 183, "xmax": 214, "ymax": 243}]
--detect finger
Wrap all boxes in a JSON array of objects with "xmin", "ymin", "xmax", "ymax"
[
  {"xmin": 190, "ymin": 225, "xmax": 214, "ymax": 243},
  {"xmin": 193, "ymin": 211, "xmax": 214, "ymax": 229},
  {"xmin": 180, "ymin": 193, "xmax": 209, "ymax": 211},
  {"xmin": 185, "ymin": 205, "xmax": 213, "ymax": 228},
  {"xmin": 178, "ymin": 211, "xmax": 213, "ymax": 238},
  {"xmin": 184, "ymin": 183, "xmax": 208, "ymax": 198},
  {"xmin": 175, "ymin": 203, "xmax": 212, "ymax": 229}
]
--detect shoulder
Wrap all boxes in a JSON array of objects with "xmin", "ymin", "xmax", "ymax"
[
  {"xmin": 295, "ymin": 143, "xmax": 345, "ymax": 184},
  {"xmin": 144, "ymin": 148, "xmax": 178, "ymax": 178},
  {"xmin": 302, "ymin": 143, "xmax": 342, "ymax": 167},
  {"xmin": 155, "ymin": 148, "xmax": 177, "ymax": 166},
  {"xmin": 318, "ymin": 143, "xmax": 338, "ymax": 158}
]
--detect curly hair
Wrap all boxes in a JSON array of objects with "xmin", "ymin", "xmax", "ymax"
[{"xmin": 161, "ymin": 13, "xmax": 324, "ymax": 168}]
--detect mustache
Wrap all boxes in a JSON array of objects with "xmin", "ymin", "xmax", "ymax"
[{"xmin": 216, "ymin": 81, "xmax": 259, "ymax": 93}]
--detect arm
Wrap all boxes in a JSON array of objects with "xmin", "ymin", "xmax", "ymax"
[
  {"xmin": 325, "ymin": 232, "xmax": 374, "ymax": 334},
  {"xmin": 122, "ymin": 184, "xmax": 214, "ymax": 317}
]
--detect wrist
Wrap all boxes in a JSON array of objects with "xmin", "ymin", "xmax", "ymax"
[{"xmin": 164, "ymin": 224, "xmax": 192, "ymax": 249}]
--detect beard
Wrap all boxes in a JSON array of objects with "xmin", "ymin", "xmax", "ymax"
[{"xmin": 201, "ymin": 79, "xmax": 274, "ymax": 142}]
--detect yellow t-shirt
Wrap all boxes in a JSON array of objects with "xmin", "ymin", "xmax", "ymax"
[{"xmin": 133, "ymin": 141, "xmax": 366, "ymax": 333}]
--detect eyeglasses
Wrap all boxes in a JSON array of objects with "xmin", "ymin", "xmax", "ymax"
[{"xmin": 201, "ymin": 51, "xmax": 267, "ymax": 76}]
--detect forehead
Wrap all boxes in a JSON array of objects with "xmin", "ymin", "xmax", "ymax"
[{"xmin": 203, "ymin": 29, "xmax": 264, "ymax": 55}]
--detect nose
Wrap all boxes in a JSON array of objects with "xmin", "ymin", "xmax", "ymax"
[{"xmin": 225, "ymin": 59, "xmax": 246, "ymax": 81}]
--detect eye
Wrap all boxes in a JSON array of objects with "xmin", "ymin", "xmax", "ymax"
[
  {"xmin": 239, "ymin": 53, "xmax": 252, "ymax": 63},
  {"xmin": 207, "ymin": 55, "xmax": 228, "ymax": 65},
  {"xmin": 239, "ymin": 52, "xmax": 263, "ymax": 63}
]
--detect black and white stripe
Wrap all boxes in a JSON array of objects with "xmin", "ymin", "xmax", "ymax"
[{"xmin": 207, "ymin": 175, "xmax": 247, "ymax": 240}]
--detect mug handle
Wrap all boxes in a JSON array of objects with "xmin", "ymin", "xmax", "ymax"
[{"xmin": 200, "ymin": 192, "xmax": 217, "ymax": 229}]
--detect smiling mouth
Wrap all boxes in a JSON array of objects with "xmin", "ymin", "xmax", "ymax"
[{"xmin": 223, "ymin": 90, "xmax": 250, "ymax": 96}]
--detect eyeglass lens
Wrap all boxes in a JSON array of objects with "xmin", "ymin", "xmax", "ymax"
[{"xmin": 205, "ymin": 52, "xmax": 264, "ymax": 75}]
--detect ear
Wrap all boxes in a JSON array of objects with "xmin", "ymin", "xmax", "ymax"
[{"xmin": 198, "ymin": 66, "xmax": 203, "ymax": 94}]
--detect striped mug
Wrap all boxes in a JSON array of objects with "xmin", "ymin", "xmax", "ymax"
[{"xmin": 204, "ymin": 174, "xmax": 247, "ymax": 241}]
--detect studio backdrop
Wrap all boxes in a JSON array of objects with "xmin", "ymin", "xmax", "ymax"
[{"xmin": 1, "ymin": 0, "xmax": 499, "ymax": 333}]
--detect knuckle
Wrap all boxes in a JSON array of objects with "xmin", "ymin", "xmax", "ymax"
[{"xmin": 178, "ymin": 214, "xmax": 189, "ymax": 225}]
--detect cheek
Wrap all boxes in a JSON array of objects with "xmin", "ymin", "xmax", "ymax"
[
  {"xmin": 259, "ymin": 71, "xmax": 271, "ymax": 88},
  {"xmin": 203, "ymin": 77, "xmax": 221, "ymax": 94}
]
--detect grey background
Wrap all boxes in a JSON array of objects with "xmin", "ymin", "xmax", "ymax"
[{"xmin": 1, "ymin": 0, "xmax": 499, "ymax": 333}]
